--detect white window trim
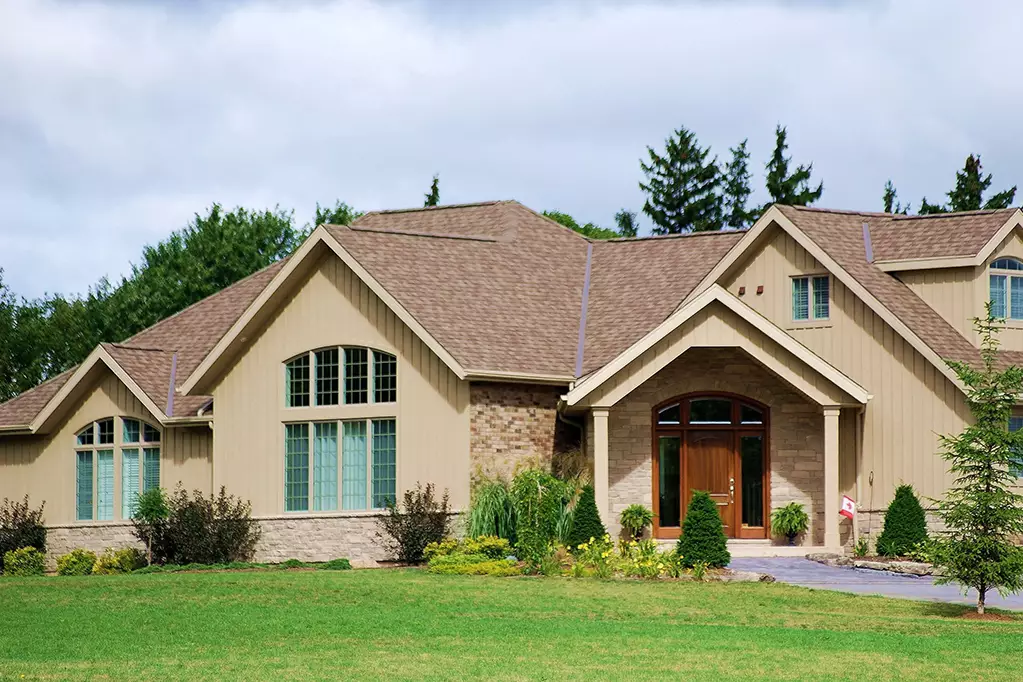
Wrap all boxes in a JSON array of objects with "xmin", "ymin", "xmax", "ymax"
[
  {"xmin": 791, "ymin": 274, "xmax": 831, "ymax": 323},
  {"xmin": 74, "ymin": 417, "xmax": 160, "ymax": 523},
  {"xmin": 989, "ymin": 259, "xmax": 1023, "ymax": 321},
  {"xmin": 284, "ymin": 347, "xmax": 398, "ymax": 409}
]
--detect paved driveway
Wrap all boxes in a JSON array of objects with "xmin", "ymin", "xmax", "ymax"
[{"xmin": 731, "ymin": 557, "xmax": 1023, "ymax": 611}]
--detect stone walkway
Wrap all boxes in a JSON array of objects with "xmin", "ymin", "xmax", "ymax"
[{"xmin": 731, "ymin": 557, "xmax": 1023, "ymax": 611}]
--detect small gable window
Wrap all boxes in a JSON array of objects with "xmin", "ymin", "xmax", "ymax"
[
  {"xmin": 792, "ymin": 275, "xmax": 830, "ymax": 322},
  {"xmin": 989, "ymin": 258, "xmax": 1023, "ymax": 320}
]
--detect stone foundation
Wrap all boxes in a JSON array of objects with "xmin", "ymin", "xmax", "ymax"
[
  {"xmin": 469, "ymin": 382, "xmax": 577, "ymax": 481},
  {"xmin": 606, "ymin": 348, "xmax": 827, "ymax": 544},
  {"xmin": 46, "ymin": 523, "xmax": 142, "ymax": 570}
]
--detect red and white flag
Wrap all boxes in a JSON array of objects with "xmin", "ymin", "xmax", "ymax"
[{"xmin": 840, "ymin": 496, "xmax": 856, "ymax": 519}]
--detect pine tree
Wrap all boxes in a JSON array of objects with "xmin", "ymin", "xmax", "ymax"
[
  {"xmin": 567, "ymin": 485, "xmax": 607, "ymax": 550},
  {"xmin": 614, "ymin": 209, "xmax": 639, "ymax": 238},
  {"xmin": 876, "ymin": 484, "xmax": 927, "ymax": 557},
  {"xmin": 723, "ymin": 139, "xmax": 756, "ymax": 229},
  {"xmin": 934, "ymin": 306, "xmax": 1023, "ymax": 614},
  {"xmin": 763, "ymin": 125, "xmax": 823, "ymax": 210},
  {"xmin": 918, "ymin": 155, "xmax": 1016, "ymax": 214},
  {"xmin": 639, "ymin": 126, "xmax": 723, "ymax": 234},
  {"xmin": 882, "ymin": 180, "xmax": 909, "ymax": 214},
  {"xmin": 424, "ymin": 174, "xmax": 440, "ymax": 207},
  {"xmin": 676, "ymin": 491, "xmax": 730, "ymax": 568}
]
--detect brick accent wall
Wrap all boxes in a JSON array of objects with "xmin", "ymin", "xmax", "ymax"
[
  {"xmin": 469, "ymin": 382, "xmax": 576, "ymax": 481},
  {"xmin": 606, "ymin": 347, "xmax": 831, "ymax": 544}
]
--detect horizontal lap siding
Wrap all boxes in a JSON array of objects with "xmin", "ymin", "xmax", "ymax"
[
  {"xmin": 212, "ymin": 254, "xmax": 470, "ymax": 517},
  {"xmin": 724, "ymin": 228, "xmax": 971, "ymax": 510}
]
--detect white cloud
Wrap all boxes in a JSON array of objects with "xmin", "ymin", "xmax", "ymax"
[{"xmin": 0, "ymin": 0, "xmax": 1020, "ymax": 297}]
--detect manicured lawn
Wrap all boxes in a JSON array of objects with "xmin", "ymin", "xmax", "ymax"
[{"xmin": 1, "ymin": 569, "xmax": 1022, "ymax": 681}]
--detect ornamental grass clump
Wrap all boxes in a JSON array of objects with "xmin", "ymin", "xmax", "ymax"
[
  {"xmin": 677, "ymin": 491, "xmax": 730, "ymax": 568},
  {"xmin": 876, "ymin": 484, "xmax": 928, "ymax": 557},
  {"xmin": 467, "ymin": 478, "xmax": 517, "ymax": 544}
]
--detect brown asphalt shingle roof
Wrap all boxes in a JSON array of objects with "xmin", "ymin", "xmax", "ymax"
[{"xmin": 1, "ymin": 200, "xmax": 1019, "ymax": 429}]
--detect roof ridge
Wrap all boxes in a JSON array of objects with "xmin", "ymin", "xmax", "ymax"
[
  {"xmin": 503, "ymin": 202, "xmax": 591, "ymax": 243},
  {"xmin": 602, "ymin": 229, "xmax": 748, "ymax": 243},
  {"xmin": 890, "ymin": 208, "xmax": 1018, "ymax": 221},
  {"xmin": 345, "ymin": 225, "xmax": 502, "ymax": 243},
  {"xmin": 356, "ymin": 200, "xmax": 508, "ymax": 218},
  {"xmin": 105, "ymin": 342, "xmax": 175, "ymax": 354},
  {"xmin": 121, "ymin": 258, "xmax": 287, "ymax": 348},
  {"xmin": 786, "ymin": 205, "xmax": 894, "ymax": 218}
]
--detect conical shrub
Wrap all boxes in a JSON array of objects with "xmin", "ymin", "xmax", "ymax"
[
  {"xmin": 876, "ymin": 484, "xmax": 927, "ymax": 557},
  {"xmin": 676, "ymin": 491, "xmax": 730, "ymax": 568},
  {"xmin": 568, "ymin": 485, "xmax": 607, "ymax": 550}
]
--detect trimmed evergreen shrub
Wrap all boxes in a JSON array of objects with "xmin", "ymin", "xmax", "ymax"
[
  {"xmin": 377, "ymin": 483, "xmax": 452, "ymax": 564},
  {"xmin": 676, "ymin": 491, "xmax": 730, "ymax": 568},
  {"xmin": 2, "ymin": 547, "xmax": 45, "ymax": 576},
  {"xmin": 0, "ymin": 496, "xmax": 46, "ymax": 574},
  {"xmin": 57, "ymin": 549, "xmax": 97, "ymax": 576},
  {"xmin": 876, "ymin": 484, "xmax": 928, "ymax": 557},
  {"xmin": 567, "ymin": 485, "xmax": 607, "ymax": 550}
]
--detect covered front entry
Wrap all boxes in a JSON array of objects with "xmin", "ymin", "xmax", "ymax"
[{"xmin": 653, "ymin": 393, "xmax": 768, "ymax": 539}]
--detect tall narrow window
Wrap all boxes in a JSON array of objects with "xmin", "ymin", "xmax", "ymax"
[
  {"xmin": 315, "ymin": 349, "xmax": 340, "ymax": 406},
  {"xmin": 344, "ymin": 348, "xmax": 369, "ymax": 404},
  {"xmin": 342, "ymin": 421, "xmax": 368, "ymax": 510},
  {"xmin": 96, "ymin": 450, "xmax": 114, "ymax": 521},
  {"xmin": 991, "ymin": 274, "xmax": 1007, "ymax": 318},
  {"xmin": 313, "ymin": 422, "xmax": 338, "ymax": 511},
  {"xmin": 372, "ymin": 419, "xmax": 397, "ymax": 509},
  {"xmin": 285, "ymin": 424, "xmax": 310, "ymax": 511},
  {"xmin": 285, "ymin": 355, "xmax": 310, "ymax": 407},
  {"xmin": 76, "ymin": 451, "xmax": 94, "ymax": 521},
  {"xmin": 373, "ymin": 351, "xmax": 397, "ymax": 403},
  {"xmin": 792, "ymin": 276, "xmax": 829, "ymax": 321},
  {"xmin": 122, "ymin": 449, "xmax": 140, "ymax": 518},
  {"xmin": 143, "ymin": 448, "xmax": 160, "ymax": 491}
]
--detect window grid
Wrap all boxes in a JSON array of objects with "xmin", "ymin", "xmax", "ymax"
[
  {"xmin": 76, "ymin": 425, "xmax": 94, "ymax": 446},
  {"xmin": 344, "ymin": 348, "xmax": 369, "ymax": 404},
  {"xmin": 76, "ymin": 451, "xmax": 94, "ymax": 521},
  {"xmin": 812, "ymin": 275, "xmax": 830, "ymax": 320},
  {"xmin": 791, "ymin": 277, "xmax": 809, "ymax": 321},
  {"xmin": 374, "ymin": 352, "xmax": 397, "ymax": 403},
  {"xmin": 143, "ymin": 448, "xmax": 160, "ymax": 492},
  {"xmin": 74, "ymin": 418, "xmax": 160, "ymax": 523},
  {"xmin": 96, "ymin": 450, "xmax": 114, "ymax": 521},
  {"xmin": 315, "ymin": 349, "xmax": 340, "ymax": 406},
  {"xmin": 991, "ymin": 274, "xmax": 1008, "ymax": 318},
  {"xmin": 143, "ymin": 423, "xmax": 161, "ymax": 443},
  {"xmin": 313, "ymin": 422, "xmax": 339, "ymax": 511},
  {"xmin": 123, "ymin": 419, "xmax": 140, "ymax": 444},
  {"xmin": 371, "ymin": 419, "xmax": 397, "ymax": 509},
  {"xmin": 97, "ymin": 418, "xmax": 114, "ymax": 445},
  {"xmin": 122, "ymin": 449, "xmax": 140, "ymax": 518},
  {"xmin": 792, "ymin": 276, "xmax": 829, "ymax": 321},
  {"xmin": 285, "ymin": 424, "xmax": 310, "ymax": 511},
  {"xmin": 286, "ymin": 355, "xmax": 311, "ymax": 407}
]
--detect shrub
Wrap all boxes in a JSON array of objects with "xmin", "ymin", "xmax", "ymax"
[
  {"xmin": 575, "ymin": 534, "xmax": 614, "ymax": 579},
  {"xmin": 57, "ymin": 549, "xmax": 97, "ymax": 576},
  {"xmin": 876, "ymin": 484, "xmax": 928, "ymax": 558},
  {"xmin": 618, "ymin": 538, "xmax": 661, "ymax": 578},
  {"xmin": 510, "ymin": 469, "xmax": 567, "ymax": 568},
  {"xmin": 317, "ymin": 558, "xmax": 352, "ymax": 571},
  {"xmin": 378, "ymin": 483, "xmax": 451, "ymax": 564},
  {"xmin": 427, "ymin": 556, "xmax": 520, "ymax": 576},
  {"xmin": 92, "ymin": 547, "xmax": 147, "ymax": 575},
  {"xmin": 0, "ymin": 496, "xmax": 46, "ymax": 574},
  {"xmin": 467, "ymin": 479, "xmax": 516, "ymax": 544},
  {"xmin": 280, "ymin": 559, "xmax": 306, "ymax": 569},
  {"xmin": 462, "ymin": 536, "xmax": 511, "ymax": 560},
  {"xmin": 677, "ymin": 491, "xmax": 730, "ymax": 568},
  {"xmin": 620, "ymin": 504, "xmax": 654, "ymax": 541},
  {"xmin": 423, "ymin": 538, "xmax": 459, "ymax": 562},
  {"xmin": 3, "ymin": 547, "xmax": 45, "ymax": 576},
  {"xmin": 853, "ymin": 537, "xmax": 869, "ymax": 558},
  {"xmin": 566, "ymin": 485, "xmax": 606, "ymax": 552},
  {"xmin": 770, "ymin": 502, "xmax": 810, "ymax": 544},
  {"xmin": 135, "ymin": 486, "xmax": 261, "ymax": 565}
]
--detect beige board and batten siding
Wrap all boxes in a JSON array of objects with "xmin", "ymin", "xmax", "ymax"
[
  {"xmin": 721, "ymin": 225, "xmax": 971, "ymax": 509},
  {"xmin": 210, "ymin": 252, "xmax": 470, "ymax": 518},
  {"xmin": 898, "ymin": 231, "xmax": 1023, "ymax": 351},
  {"xmin": 0, "ymin": 368, "xmax": 211, "ymax": 525}
]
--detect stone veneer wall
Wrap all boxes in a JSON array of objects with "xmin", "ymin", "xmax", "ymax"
[
  {"xmin": 607, "ymin": 347, "xmax": 829, "ymax": 544},
  {"xmin": 469, "ymin": 382, "xmax": 577, "ymax": 481}
]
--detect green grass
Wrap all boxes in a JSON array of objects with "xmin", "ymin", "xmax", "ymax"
[{"xmin": 1, "ymin": 570, "xmax": 1021, "ymax": 681}]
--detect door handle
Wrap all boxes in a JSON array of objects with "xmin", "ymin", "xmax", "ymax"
[{"xmin": 729, "ymin": 477, "xmax": 735, "ymax": 501}]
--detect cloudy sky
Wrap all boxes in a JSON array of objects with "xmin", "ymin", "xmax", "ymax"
[{"xmin": 1, "ymin": 0, "xmax": 1020, "ymax": 299}]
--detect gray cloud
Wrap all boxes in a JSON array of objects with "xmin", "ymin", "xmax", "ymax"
[{"xmin": 1, "ymin": 0, "xmax": 1020, "ymax": 298}]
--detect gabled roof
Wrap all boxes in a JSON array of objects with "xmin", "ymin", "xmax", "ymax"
[{"xmin": 867, "ymin": 208, "xmax": 1022, "ymax": 270}]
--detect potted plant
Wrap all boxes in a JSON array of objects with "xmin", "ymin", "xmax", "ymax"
[
  {"xmin": 771, "ymin": 502, "xmax": 810, "ymax": 545},
  {"xmin": 620, "ymin": 504, "xmax": 654, "ymax": 541}
]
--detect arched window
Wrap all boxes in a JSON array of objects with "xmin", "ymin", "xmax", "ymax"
[
  {"xmin": 75, "ymin": 417, "xmax": 160, "ymax": 521},
  {"xmin": 989, "ymin": 258, "xmax": 1023, "ymax": 320},
  {"xmin": 285, "ymin": 347, "xmax": 397, "ymax": 408}
]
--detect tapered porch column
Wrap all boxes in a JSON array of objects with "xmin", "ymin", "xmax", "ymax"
[
  {"xmin": 823, "ymin": 407, "xmax": 841, "ymax": 550},
  {"xmin": 592, "ymin": 407, "xmax": 610, "ymax": 525}
]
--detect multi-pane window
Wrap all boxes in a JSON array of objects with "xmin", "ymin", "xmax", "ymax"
[
  {"xmin": 75, "ymin": 418, "xmax": 159, "ymax": 521},
  {"xmin": 792, "ymin": 275, "xmax": 830, "ymax": 321},
  {"xmin": 285, "ymin": 418, "xmax": 397, "ymax": 512},
  {"xmin": 990, "ymin": 258, "xmax": 1023, "ymax": 320},
  {"xmin": 285, "ymin": 347, "xmax": 397, "ymax": 407}
]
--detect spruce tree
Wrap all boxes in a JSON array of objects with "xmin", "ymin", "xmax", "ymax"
[
  {"xmin": 723, "ymin": 139, "xmax": 756, "ymax": 229},
  {"xmin": 763, "ymin": 125, "xmax": 823, "ymax": 210},
  {"xmin": 568, "ymin": 485, "xmax": 607, "ymax": 550},
  {"xmin": 934, "ymin": 306, "xmax": 1023, "ymax": 614},
  {"xmin": 639, "ymin": 126, "xmax": 723, "ymax": 234},
  {"xmin": 424, "ymin": 174, "xmax": 440, "ymax": 207},
  {"xmin": 882, "ymin": 180, "xmax": 909, "ymax": 214},
  {"xmin": 614, "ymin": 209, "xmax": 639, "ymax": 238},
  {"xmin": 919, "ymin": 155, "xmax": 1016, "ymax": 214},
  {"xmin": 876, "ymin": 484, "xmax": 927, "ymax": 557},
  {"xmin": 676, "ymin": 491, "xmax": 730, "ymax": 568}
]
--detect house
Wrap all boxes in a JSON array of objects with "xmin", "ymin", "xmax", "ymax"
[{"xmin": 2, "ymin": 200, "xmax": 1022, "ymax": 566}]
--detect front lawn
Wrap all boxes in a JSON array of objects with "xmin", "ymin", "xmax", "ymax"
[{"xmin": 1, "ymin": 569, "xmax": 1021, "ymax": 681}]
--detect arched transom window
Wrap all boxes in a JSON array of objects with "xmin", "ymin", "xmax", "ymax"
[
  {"xmin": 75, "ymin": 417, "xmax": 160, "ymax": 521},
  {"xmin": 989, "ymin": 258, "xmax": 1023, "ymax": 320},
  {"xmin": 285, "ymin": 347, "xmax": 397, "ymax": 407}
]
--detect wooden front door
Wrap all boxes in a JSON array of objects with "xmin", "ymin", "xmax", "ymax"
[{"xmin": 685, "ymin": 431, "xmax": 734, "ymax": 536}]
